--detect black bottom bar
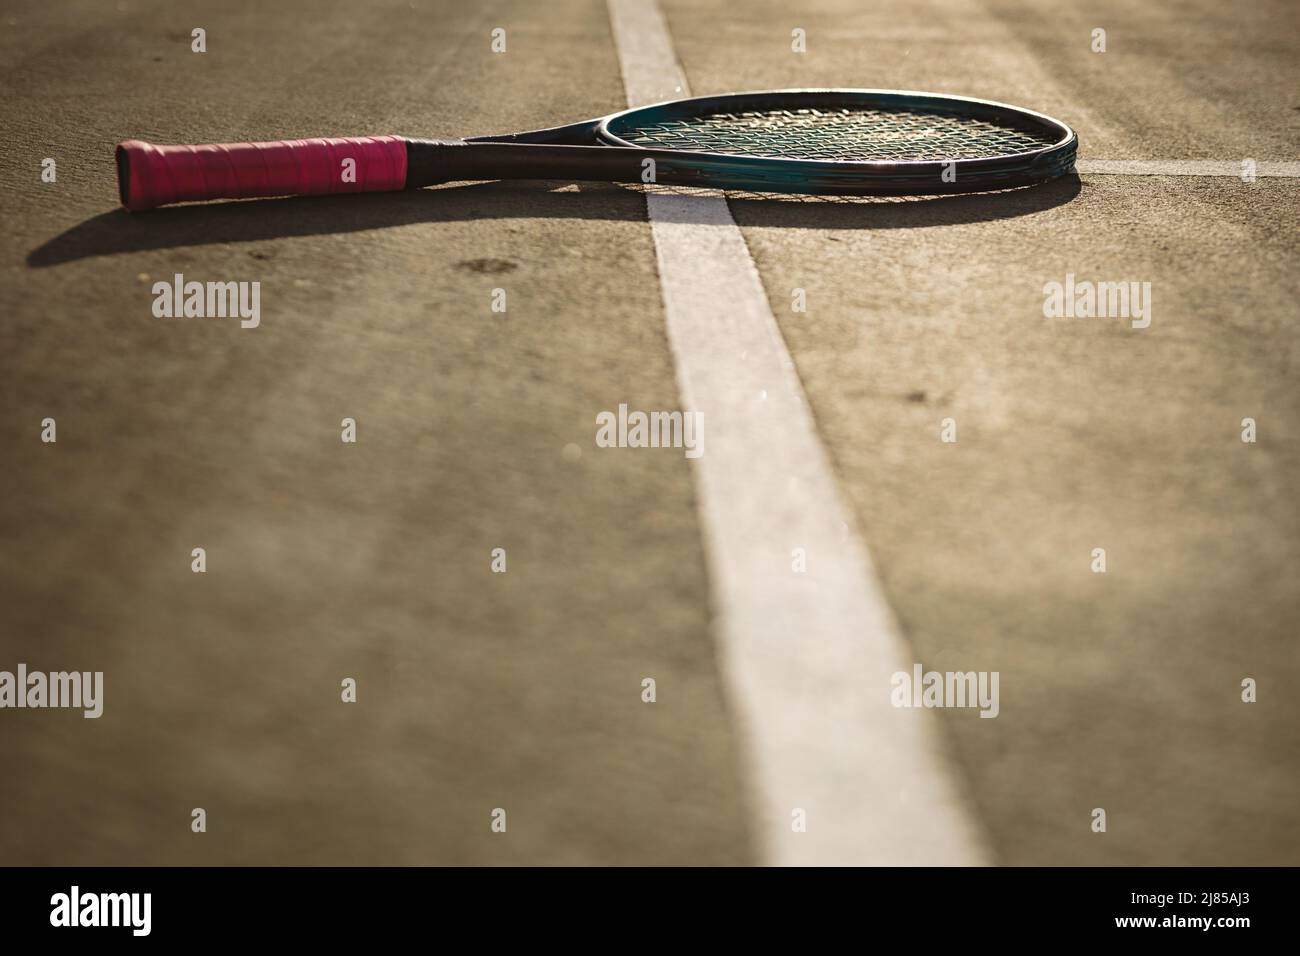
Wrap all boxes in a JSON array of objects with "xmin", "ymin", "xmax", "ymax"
[{"xmin": 1, "ymin": 866, "xmax": 1287, "ymax": 942}]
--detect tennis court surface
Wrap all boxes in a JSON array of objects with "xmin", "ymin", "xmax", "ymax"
[{"xmin": 2, "ymin": 0, "xmax": 1297, "ymax": 865}]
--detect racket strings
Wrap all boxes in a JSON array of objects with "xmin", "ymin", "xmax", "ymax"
[{"xmin": 615, "ymin": 107, "xmax": 1057, "ymax": 162}]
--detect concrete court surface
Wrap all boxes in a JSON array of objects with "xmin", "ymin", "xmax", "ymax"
[{"xmin": 1, "ymin": 0, "xmax": 1297, "ymax": 865}]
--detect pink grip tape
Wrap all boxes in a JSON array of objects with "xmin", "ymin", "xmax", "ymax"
[{"xmin": 116, "ymin": 136, "xmax": 408, "ymax": 211}]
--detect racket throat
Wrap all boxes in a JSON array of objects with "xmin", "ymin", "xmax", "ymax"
[
  {"xmin": 406, "ymin": 116, "xmax": 611, "ymax": 188},
  {"xmin": 405, "ymin": 139, "xmax": 654, "ymax": 190}
]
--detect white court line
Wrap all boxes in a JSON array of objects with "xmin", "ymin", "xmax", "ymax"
[
  {"xmin": 606, "ymin": 0, "xmax": 988, "ymax": 866},
  {"xmin": 1078, "ymin": 159, "xmax": 1300, "ymax": 178}
]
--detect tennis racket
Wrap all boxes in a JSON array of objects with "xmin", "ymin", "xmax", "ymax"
[{"xmin": 115, "ymin": 89, "xmax": 1077, "ymax": 211}]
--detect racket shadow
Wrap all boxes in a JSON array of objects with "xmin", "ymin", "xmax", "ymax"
[{"xmin": 27, "ymin": 174, "xmax": 1080, "ymax": 269}]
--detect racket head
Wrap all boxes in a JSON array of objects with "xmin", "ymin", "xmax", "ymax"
[{"xmin": 595, "ymin": 88, "xmax": 1077, "ymax": 194}]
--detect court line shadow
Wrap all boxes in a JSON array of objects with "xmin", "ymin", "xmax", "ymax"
[{"xmin": 27, "ymin": 174, "xmax": 1081, "ymax": 269}]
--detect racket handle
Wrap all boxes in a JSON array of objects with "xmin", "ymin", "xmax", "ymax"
[{"xmin": 115, "ymin": 136, "xmax": 409, "ymax": 211}]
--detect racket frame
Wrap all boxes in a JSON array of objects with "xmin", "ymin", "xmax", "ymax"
[{"xmin": 409, "ymin": 88, "xmax": 1078, "ymax": 195}]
